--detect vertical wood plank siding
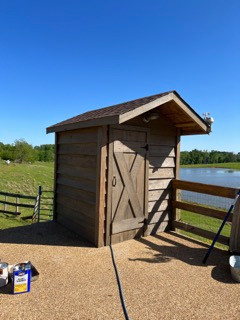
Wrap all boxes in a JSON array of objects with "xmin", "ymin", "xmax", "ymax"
[
  {"xmin": 125, "ymin": 116, "xmax": 177, "ymax": 237},
  {"xmin": 55, "ymin": 127, "xmax": 99, "ymax": 244},
  {"xmin": 95, "ymin": 126, "xmax": 108, "ymax": 247},
  {"xmin": 53, "ymin": 132, "xmax": 58, "ymax": 220}
]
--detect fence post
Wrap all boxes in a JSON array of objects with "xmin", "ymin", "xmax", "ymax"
[
  {"xmin": 230, "ymin": 192, "xmax": 240, "ymax": 253},
  {"xmin": 16, "ymin": 197, "xmax": 19, "ymax": 213},
  {"xmin": 37, "ymin": 186, "xmax": 42, "ymax": 223},
  {"xmin": 4, "ymin": 195, "xmax": 7, "ymax": 211},
  {"xmin": 172, "ymin": 182, "xmax": 181, "ymax": 230},
  {"xmin": 172, "ymin": 130, "xmax": 181, "ymax": 230}
]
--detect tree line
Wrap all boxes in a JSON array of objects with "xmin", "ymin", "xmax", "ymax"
[
  {"xmin": 180, "ymin": 149, "xmax": 240, "ymax": 165},
  {"xmin": 0, "ymin": 140, "xmax": 55, "ymax": 163},
  {"xmin": 1, "ymin": 140, "xmax": 239, "ymax": 165}
]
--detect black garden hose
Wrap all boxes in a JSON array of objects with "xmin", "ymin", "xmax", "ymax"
[{"xmin": 109, "ymin": 244, "xmax": 131, "ymax": 320}]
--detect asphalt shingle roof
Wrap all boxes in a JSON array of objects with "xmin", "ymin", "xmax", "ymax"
[{"xmin": 49, "ymin": 91, "xmax": 173, "ymax": 129}]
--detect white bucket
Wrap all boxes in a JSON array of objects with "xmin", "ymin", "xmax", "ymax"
[
  {"xmin": 0, "ymin": 262, "xmax": 9, "ymax": 287},
  {"xmin": 229, "ymin": 255, "xmax": 240, "ymax": 282}
]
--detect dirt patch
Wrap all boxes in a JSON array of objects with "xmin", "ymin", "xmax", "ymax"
[{"xmin": 0, "ymin": 222, "xmax": 239, "ymax": 319}]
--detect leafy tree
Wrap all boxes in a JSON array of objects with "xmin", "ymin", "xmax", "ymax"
[
  {"xmin": 0, "ymin": 140, "xmax": 55, "ymax": 162},
  {"xmin": 14, "ymin": 139, "xmax": 37, "ymax": 163},
  {"xmin": 0, "ymin": 143, "xmax": 16, "ymax": 160},
  {"xmin": 180, "ymin": 149, "xmax": 239, "ymax": 165},
  {"xmin": 34, "ymin": 144, "xmax": 55, "ymax": 162}
]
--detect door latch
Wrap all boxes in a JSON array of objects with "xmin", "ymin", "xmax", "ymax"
[{"xmin": 140, "ymin": 144, "xmax": 149, "ymax": 151}]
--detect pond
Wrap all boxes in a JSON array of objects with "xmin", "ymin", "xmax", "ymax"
[
  {"xmin": 180, "ymin": 168, "xmax": 240, "ymax": 209},
  {"xmin": 180, "ymin": 168, "xmax": 240, "ymax": 188}
]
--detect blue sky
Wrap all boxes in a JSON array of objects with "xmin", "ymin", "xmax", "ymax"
[{"xmin": 0, "ymin": 1, "xmax": 239, "ymax": 151}]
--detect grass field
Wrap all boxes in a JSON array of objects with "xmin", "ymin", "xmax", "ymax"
[
  {"xmin": 181, "ymin": 162, "xmax": 240, "ymax": 170},
  {"xmin": 0, "ymin": 161, "xmax": 54, "ymax": 229},
  {"xmin": 0, "ymin": 160, "xmax": 232, "ymax": 249},
  {"xmin": 180, "ymin": 209, "xmax": 230, "ymax": 249}
]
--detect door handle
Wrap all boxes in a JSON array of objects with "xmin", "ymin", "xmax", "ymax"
[{"xmin": 112, "ymin": 176, "xmax": 117, "ymax": 187}]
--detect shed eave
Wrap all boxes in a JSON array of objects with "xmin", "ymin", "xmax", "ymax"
[
  {"xmin": 119, "ymin": 93, "xmax": 174, "ymax": 124},
  {"xmin": 46, "ymin": 115, "xmax": 120, "ymax": 134},
  {"xmin": 119, "ymin": 92, "xmax": 209, "ymax": 135},
  {"xmin": 172, "ymin": 93, "xmax": 209, "ymax": 134}
]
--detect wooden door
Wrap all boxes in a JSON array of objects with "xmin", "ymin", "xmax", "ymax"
[{"xmin": 106, "ymin": 125, "xmax": 149, "ymax": 243}]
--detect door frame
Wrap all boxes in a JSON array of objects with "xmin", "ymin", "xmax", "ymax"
[{"xmin": 105, "ymin": 124, "xmax": 149, "ymax": 245}]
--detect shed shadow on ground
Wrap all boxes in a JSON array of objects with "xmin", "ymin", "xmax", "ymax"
[
  {"xmin": 130, "ymin": 231, "xmax": 230, "ymax": 270},
  {"xmin": 0, "ymin": 221, "xmax": 93, "ymax": 247},
  {"xmin": 130, "ymin": 232, "xmax": 235, "ymax": 284}
]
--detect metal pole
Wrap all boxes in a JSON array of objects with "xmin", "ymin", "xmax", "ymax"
[
  {"xmin": 37, "ymin": 186, "xmax": 42, "ymax": 223},
  {"xmin": 203, "ymin": 190, "xmax": 240, "ymax": 264}
]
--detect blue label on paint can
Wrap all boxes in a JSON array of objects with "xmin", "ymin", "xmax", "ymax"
[{"xmin": 12, "ymin": 263, "xmax": 31, "ymax": 294}]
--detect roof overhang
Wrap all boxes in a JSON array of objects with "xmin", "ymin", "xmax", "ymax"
[
  {"xmin": 46, "ymin": 91, "xmax": 210, "ymax": 135},
  {"xmin": 47, "ymin": 114, "xmax": 120, "ymax": 134}
]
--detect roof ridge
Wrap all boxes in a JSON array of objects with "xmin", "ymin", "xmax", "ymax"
[{"xmin": 90, "ymin": 90, "xmax": 174, "ymax": 113}]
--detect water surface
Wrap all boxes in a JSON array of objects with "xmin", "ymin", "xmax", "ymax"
[
  {"xmin": 180, "ymin": 167, "xmax": 240, "ymax": 188},
  {"xmin": 180, "ymin": 168, "xmax": 240, "ymax": 209}
]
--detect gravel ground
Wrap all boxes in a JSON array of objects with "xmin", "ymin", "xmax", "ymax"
[{"xmin": 0, "ymin": 222, "xmax": 239, "ymax": 320}]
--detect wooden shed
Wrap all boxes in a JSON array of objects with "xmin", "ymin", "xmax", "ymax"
[{"xmin": 47, "ymin": 91, "xmax": 210, "ymax": 247}]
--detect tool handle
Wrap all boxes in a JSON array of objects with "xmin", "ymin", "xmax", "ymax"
[{"xmin": 202, "ymin": 190, "xmax": 240, "ymax": 264}]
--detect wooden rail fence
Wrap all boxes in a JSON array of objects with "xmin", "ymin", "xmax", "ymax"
[
  {"xmin": 172, "ymin": 179, "xmax": 239, "ymax": 246},
  {"xmin": 0, "ymin": 186, "xmax": 54, "ymax": 223},
  {"xmin": 0, "ymin": 191, "xmax": 36, "ymax": 216},
  {"xmin": 36, "ymin": 188, "xmax": 54, "ymax": 222}
]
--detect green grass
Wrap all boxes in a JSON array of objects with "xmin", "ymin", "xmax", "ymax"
[
  {"xmin": 180, "ymin": 209, "xmax": 230, "ymax": 249},
  {"xmin": 0, "ymin": 160, "xmax": 232, "ymax": 249},
  {"xmin": 0, "ymin": 161, "xmax": 54, "ymax": 229},
  {"xmin": 0, "ymin": 160, "xmax": 54, "ymax": 194},
  {"xmin": 181, "ymin": 162, "xmax": 240, "ymax": 170},
  {"xmin": 180, "ymin": 162, "xmax": 238, "ymax": 247}
]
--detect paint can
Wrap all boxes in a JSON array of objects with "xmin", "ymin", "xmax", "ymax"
[
  {"xmin": 12, "ymin": 262, "xmax": 31, "ymax": 294},
  {"xmin": 0, "ymin": 262, "xmax": 9, "ymax": 287}
]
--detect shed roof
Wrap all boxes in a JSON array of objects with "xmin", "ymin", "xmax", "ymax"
[{"xmin": 47, "ymin": 90, "xmax": 210, "ymax": 135}]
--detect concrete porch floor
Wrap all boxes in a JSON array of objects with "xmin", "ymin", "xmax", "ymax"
[{"xmin": 0, "ymin": 222, "xmax": 239, "ymax": 320}]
